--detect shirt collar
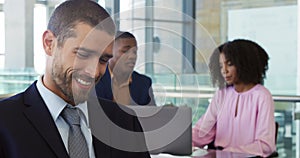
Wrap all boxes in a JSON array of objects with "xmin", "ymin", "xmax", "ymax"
[{"xmin": 36, "ymin": 76, "xmax": 89, "ymax": 125}]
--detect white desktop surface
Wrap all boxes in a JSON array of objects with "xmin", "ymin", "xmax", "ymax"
[
  {"xmin": 150, "ymin": 148, "xmax": 208, "ymax": 158},
  {"xmin": 151, "ymin": 153, "xmax": 192, "ymax": 158},
  {"xmin": 151, "ymin": 148, "xmax": 256, "ymax": 158}
]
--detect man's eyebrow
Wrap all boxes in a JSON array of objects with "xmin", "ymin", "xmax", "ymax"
[{"xmin": 122, "ymin": 45, "xmax": 132, "ymax": 49}]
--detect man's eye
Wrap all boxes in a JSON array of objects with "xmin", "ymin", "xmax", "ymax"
[
  {"xmin": 77, "ymin": 52, "xmax": 89, "ymax": 58},
  {"xmin": 99, "ymin": 57, "xmax": 109, "ymax": 64},
  {"xmin": 121, "ymin": 50, "xmax": 127, "ymax": 53}
]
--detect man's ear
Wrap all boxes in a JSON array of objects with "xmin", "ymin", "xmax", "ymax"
[{"xmin": 42, "ymin": 30, "xmax": 55, "ymax": 56}]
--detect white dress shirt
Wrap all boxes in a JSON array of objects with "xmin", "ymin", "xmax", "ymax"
[{"xmin": 36, "ymin": 76, "xmax": 95, "ymax": 158}]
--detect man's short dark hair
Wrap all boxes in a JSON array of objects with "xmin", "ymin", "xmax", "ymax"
[
  {"xmin": 47, "ymin": 0, "xmax": 116, "ymax": 47},
  {"xmin": 115, "ymin": 31, "xmax": 136, "ymax": 41}
]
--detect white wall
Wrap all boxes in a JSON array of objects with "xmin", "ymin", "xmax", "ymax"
[{"xmin": 228, "ymin": 5, "xmax": 298, "ymax": 95}]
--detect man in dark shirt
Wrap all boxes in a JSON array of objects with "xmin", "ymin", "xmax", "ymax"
[{"xmin": 96, "ymin": 31, "xmax": 156, "ymax": 106}]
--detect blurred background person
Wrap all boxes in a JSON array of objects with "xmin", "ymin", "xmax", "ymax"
[
  {"xmin": 192, "ymin": 39, "xmax": 276, "ymax": 157},
  {"xmin": 96, "ymin": 31, "xmax": 156, "ymax": 106}
]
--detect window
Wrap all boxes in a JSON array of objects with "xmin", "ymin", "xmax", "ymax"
[{"xmin": 33, "ymin": 4, "xmax": 47, "ymax": 74}]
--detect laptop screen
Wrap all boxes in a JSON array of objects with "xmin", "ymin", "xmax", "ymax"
[{"xmin": 128, "ymin": 106, "xmax": 192, "ymax": 156}]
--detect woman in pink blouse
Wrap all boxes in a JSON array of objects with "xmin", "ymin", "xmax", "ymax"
[{"xmin": 192, "ymin": 39, "xmax": 276, "ymax": 157}]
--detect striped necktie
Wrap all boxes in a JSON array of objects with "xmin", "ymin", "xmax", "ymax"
[{"xmin": 61, "ymin": 106, "xmax": 89, "ymax": 158}]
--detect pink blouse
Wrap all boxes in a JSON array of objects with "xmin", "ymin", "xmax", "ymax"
[{"xmin": 192, "ymin": 84, "xmax": 276, "ymax": 157}]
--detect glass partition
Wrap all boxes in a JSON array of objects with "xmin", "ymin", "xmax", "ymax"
[
  {"xmin": 274, "ymin": 101, "xmax": 297, "ymax": 157},
  {"xmin": 0, "ymin": 11, "xmax": 4, "ymax": 69},
  {"xmin": 0, "ymin": 68, "xmax": 38, "ymax": 95}
]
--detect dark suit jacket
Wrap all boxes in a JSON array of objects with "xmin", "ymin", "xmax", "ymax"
[
  {"xmin": 0, "ymin": 81, "xmax": 150, "ymax": 158},
  {"xmin": 95, "ymin": 67, "xmax": 156, "ymax": 105}
]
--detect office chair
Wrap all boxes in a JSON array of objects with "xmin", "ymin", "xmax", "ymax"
[{"xmin": 267, "ymin": 121, "xmax": 279, "ymax": 157}]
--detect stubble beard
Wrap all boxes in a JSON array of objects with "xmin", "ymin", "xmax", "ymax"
[{"xmin": 52, "ymin": 63, "xmax": 90, "ymax": 104}]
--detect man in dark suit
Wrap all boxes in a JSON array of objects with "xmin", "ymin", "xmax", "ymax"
[
  {"xmin": 95, "ymin": 31, "xmax": 156, "ymax": 106},
  {"xmin": 0, "ymin": 1, "xmax": 150, "ymax": 158}
]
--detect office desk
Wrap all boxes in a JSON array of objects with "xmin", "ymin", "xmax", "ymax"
[{"xmin": 151, "ymin": 148, "xmax": 256, "ymax": 158}]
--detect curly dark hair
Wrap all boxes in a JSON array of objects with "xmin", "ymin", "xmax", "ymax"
[
  {"xmin": 209, "ymin": 43, "xmax": 226, "ymax": 88},
  {"xmin": 209, "ymin": 39, "xmax": 269, "ymax": 89},
  {"xmin": 47, "ymin": 0, "xmax": 115, "ymax": 47}
]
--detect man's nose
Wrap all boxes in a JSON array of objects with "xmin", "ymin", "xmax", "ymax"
[{"xmin": 84, "ymin": 57, "xmax": 100, "ymax": 78}]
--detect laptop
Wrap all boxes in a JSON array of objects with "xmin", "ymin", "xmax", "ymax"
[{"xmin": 127, "ymin": 106, "xmax": 192, "ymax": 156}]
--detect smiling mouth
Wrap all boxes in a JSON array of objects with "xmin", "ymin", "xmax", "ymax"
[
  {"xmin": 74, "ymin": 75, "xmax": 94, "ymax": 87},
  {"xmin": 76, "ymin": 78, "xmax": 91, "ymax": 86}
]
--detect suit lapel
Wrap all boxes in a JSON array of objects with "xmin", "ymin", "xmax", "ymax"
[
  {"xmin": 22, "ymin": 83, "xmax": 69, "ymax": 158},
  {"xmin": 105, "ymin": 66, "xmax": 114, "ymax": 100},
  {"xmin": 129, "ymin": 72, "xmax": 140, "ymax": 104}
]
